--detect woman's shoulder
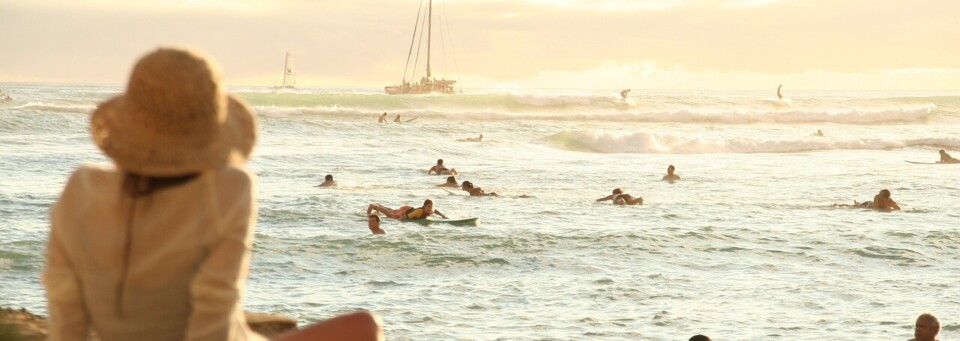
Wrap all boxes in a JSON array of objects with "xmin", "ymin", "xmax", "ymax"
[{"xmin": 66, "ymin": 164, "xmax": 121, "ymax": 189}]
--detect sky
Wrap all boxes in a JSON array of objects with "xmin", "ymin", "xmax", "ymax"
[{"xmin": 1, "ymin": 0, "xmax": 958, "ymax": 90}]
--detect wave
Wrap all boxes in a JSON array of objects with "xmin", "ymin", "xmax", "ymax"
[
  {"xmin": 542, "ymin": 130, "xmax": 960, "ymax": 154},
  {"xmin": 9, "ymin": 102, "xmax": 95, "ymax": 114}
]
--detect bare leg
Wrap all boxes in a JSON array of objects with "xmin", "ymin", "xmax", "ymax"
[
  {"xmin": 366, "ymin": 204, "xmax": 392, "ymax": 216},
  {"xmin": 273, "ymin": 311, "xmax": 383, "ymax": 341}
]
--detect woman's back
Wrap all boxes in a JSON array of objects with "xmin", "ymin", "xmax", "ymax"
[{"xmin": 45, "ymin": 164, "xmax": 263, "ymax": 340}]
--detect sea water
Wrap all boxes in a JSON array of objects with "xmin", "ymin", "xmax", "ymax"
[{"xmin": 1, "ymin": 83, "xmax": 958, "ymax": 340}]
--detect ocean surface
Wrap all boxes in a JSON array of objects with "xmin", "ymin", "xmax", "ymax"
[{"xmin": 1, "ymin": 83, "xmax": 958, "ymax": 340}]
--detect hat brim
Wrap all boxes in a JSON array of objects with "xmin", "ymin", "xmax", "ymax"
[{"xmin": 91, "ymin": 94, "xmax": 257, "ymax": 176}]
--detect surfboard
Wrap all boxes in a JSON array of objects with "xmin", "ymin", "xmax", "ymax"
[
  {"xmin": 405, "ymin": 116, "xmax": 419, "ymax": 122},
  {"xmin": 905, "ymin": 160, "xmax": 938, "ymax": 164},
  {"xmin": 407, "ymin": 217, "xmax": 479, "ymax": 226}
]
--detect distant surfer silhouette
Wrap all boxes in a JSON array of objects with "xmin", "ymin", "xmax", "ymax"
[
  {"xmin": 777, "ymin": 84, "xmax": 783, "ymax": 100},
  {"xmin": 393, "ymin": 114, "xmax": 401, "ymax": 123},
  {"xmin": 378, "ymin": 112, "xmax": 388, "ymax": 123},
  {"xmin": 620, "ymin": 89, "xmax": 631, "ymax": 102}
]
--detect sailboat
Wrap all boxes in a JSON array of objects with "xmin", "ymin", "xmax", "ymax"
[
  {"xmin": 279, "ymin": 52, "xmax": 296, "ymax": 89},
  {"xmin": 385, "ymin": 0, "xmax": 458, "ymax": 95}
]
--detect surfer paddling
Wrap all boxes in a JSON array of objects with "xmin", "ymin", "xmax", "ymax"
[
  {"xmin": 620, "ymin": 89, "xmax": 631, "ymax": 102},
  {"xmin": 596, "ymin": 188, "xmax": 643, "ymax": 205},
  {"xmin": 367, "ymin": 215, "xmax": 386, "ymax": 235},
  {"xmin": 854, "ymin": 189, "xmax": 901, "ymax": 211},
  {"xmin": 428, "ymin": 159, "xmax": 458, "ymax": 175},
  {"xmin": 461, "ymin": 181, "xmax": 499, "ymax": 197},
  {"xmin": 367, "ymin": 199, "xmax": 448, "ymax": 220},
  {"xmin": 437, "ymin": 176, "xmax": 459, "ymax": 188},
  {"xmin": 316, "ymin": 174, "xmax": 337, "ymax": 188},
  {"xmin": 939, "ymin": 149, "xmax": 960, "ymax": 164}
]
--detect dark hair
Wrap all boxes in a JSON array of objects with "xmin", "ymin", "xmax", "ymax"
[
  {"xmin": 879, "ymin": 189, "xmax": 891, "ymax": 198},
  {"xmin": 612, "ymin": 188, "xmax": 623, "ymax": 195},
  {"xmin": 461, "ymin": 181, "xmax": 473, "ymax": 188},
  {"xmin": 446, "ymin": 176, "xmax": 456, "ymax": 183},
  {"xmin": 668, "ymin": 165, "xmax": 675, "ymax": 171},
  {"xmin": 437, "ymin": 159, "xmax": 444, "ymax": 165},
  {"xmin": 122, "ymin": 172, "xmax": 199, "ymax": 197},
  {"xmin": 325, "ymin": 174, "xmax": 333, "ymax": 181},
  {"xmin": 689, "ymin": 335, "xmax": 711, "ymax": 341},
  {"xmin": 423, "ymin": 199, "xmax": 433, "ymax": 206}
]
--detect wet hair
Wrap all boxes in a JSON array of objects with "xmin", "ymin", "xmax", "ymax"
[
  {"xmin": 122, "ymin": 172, "xmax": 199, "ymax": 198},
  {"xmin": 446, "ymin": 176, "xmax": 457, "ymax": 183},
  {"xmin": 368, "ymin": 215, "xmax": 380, "ymax": 222},
  {"xmin": 423, "ymin": 199, "xmax": 433, "ymax": 206},
  {"xmin": 461, "ymin": 181, "xmax": 473, "ymax": 188},
  {"xmin": 612, "ymin": 188, "xmax": 623, "ymax": 195},
  {"xmin": 688, "ymin": 335, "xmax": 711, "ymax": 341},
  {"xmin": 325, "ymin": 174, "xmax": 333, "ymax": 181},
  {"xmin": 436, "ymin": 159, "xmax": 444, "ymax": 165},
  {"xmin": 917, "ymin": 312, "xmax": 940, "ymax": 330},
  {"xmin": 668, "ymin": 165, "xmax": 675, "ymax": 172},
  {"xmin": 879, "ymin": 189, "xmax": 891, "ymax": 198}
]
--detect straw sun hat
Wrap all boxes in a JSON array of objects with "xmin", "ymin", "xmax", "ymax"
[{"xmin": 91, "ymin": 47, "xmax": 257, "ymax": 177}]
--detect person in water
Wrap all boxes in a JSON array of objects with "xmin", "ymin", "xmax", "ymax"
[
  {"xmin": 689, "ymin": 335, "xmax": 712, "ymax": 341},
  {"xmin": 317, "ymin": 174, "xmax": 337, "ymax": 187},
  {"xmin": 437, "ymin": 175, "xmax": 459, "ymax": 188},
  {"xmin": 367, "ymin": 215, "xmax": 385, "ymax": 235},
  {"xmin": 855, "ymin": 189, "xmax": 901, "ymax": 211},
  {"xmin": 910, "ymin": 312, "xmax": 940, "ymax": 341},
  {"xmin": 461, "ymin": 181, "xmax": 499, "ymax": 197},
  {"xmin": 428, "ymin": 159, "xmax": 458, "ymax": 175},
  {"xmin": 939, "ymin": 149, "xmax": 959, "ymax": 164},
  {"xmin": 620, "ymin": 89, "xmax": 631, "ymax": 102},
  {"xmin": 596, "ymin": 188, "xmax": 643, "ymax": 205},
  {"xmin": 378, "ymin": 112, "xmax": 388, "ymax": 123},
  {"xmin": 456, "ymin": 134, "xmax": 483, "ymax": 142},
  {"xmin": 393, "ymin": 114, "xmax": 401, "ymax": 123},
  {"xmin": 366, "ymin": 198, "xmax": 447, "ymax": 220},
  {"xmin": 662, "ymin": 165, "xmax": 681, "ymax": 182},
  {"xmin": 814, "ymin": 129, "xmax": 824, "ymax": 137},
  {"xmin": 777, "ymin": 84, "xmax": 783, "ymax": 100},
  {"xmin": 43, "ymin": 46, "xmax": 382, "ymax": 341}
]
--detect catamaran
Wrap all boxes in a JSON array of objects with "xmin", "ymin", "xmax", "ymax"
[
  {"xmin": 385, "ymin": 0, "xmax": 458, "ymax": 95},
  {"xmin": 280, "ymin": 52, "xmax": 296, "ymax": 89}
]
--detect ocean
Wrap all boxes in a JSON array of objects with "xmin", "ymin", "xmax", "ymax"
[{"xmin": 1, "ymin": 83, "xmax": 958, "ymax": 340}]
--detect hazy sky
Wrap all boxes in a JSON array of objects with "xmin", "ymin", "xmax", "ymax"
[{"xmin": 1, "ymin": 0, "xmax": 958, "ymax": 90}]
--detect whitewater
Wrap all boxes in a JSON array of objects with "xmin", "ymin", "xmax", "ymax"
[{"xmin": 1, "ymin": 84, "xmax": 958, "ymax": 340}]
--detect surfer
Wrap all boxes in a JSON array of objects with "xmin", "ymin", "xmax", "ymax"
[
  {"xmin": 456, "ymin": 134, "xmax": 483, "ymax": 142},
  {"xmin": 427, "ymin": 159, "xmax": 458, "ymax": 175},
  {"xmin": 366, "ymin": 199, "xmax": 448, "ymax": 220},
  {"xmin": 662, "ymin": 165, "xmax": 681, "ymax": 182},
  {"xmin": 317, "ymin": 174, "xmax": 337, "ymax": 187},
  {"xmin": 393, "ymin": 114, "xmax": 401, "ymax": 123},
  {"xmin": 620, "ymin": 89, "xmax": 631, "ymax": 102},
  {"xmin": 368, "ymin": 215, "xmax": 386, "ymax": 235},
  {"xmin": 596, "ymin": 188, "xmax": 643, "ymax": 205},
  {"xmin": 813, "ymin": 129, "xmax": 824, "ymax": 137},
  {"xmin": 437, "ymin": 176, "xmax": 459, "ymax": 188},
  {"xmin": 378, "ymin": 112, "xmax": 388, "ymax": 123},
  {"xmin": 461, "ymin": 181, "xmax": 499, "ymax": 197},
  {"xmin": 777, "ymin": 84, "xmax": 783, "ymax": 100},
  {"xmin": 939, "ymin": 149, "xmax": 960, "ymax": 164},
  {"xmin": 854, "ymin": 189, "xmax": 901, "ymax": 211}
]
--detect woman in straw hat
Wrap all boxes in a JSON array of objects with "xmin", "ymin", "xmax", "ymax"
[{"xmin": 43, "ymin": 47, "xmax": 382, "ymax": 341}]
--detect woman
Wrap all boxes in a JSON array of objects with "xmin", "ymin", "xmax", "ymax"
[
  {"xmin": 44, "ymin": 47, "xmax": 381, "ymax": 341},
  {"xmin": 367, "ymin": 199, "xmax": 447, "ymax": 220},
  {"xmin": 596, "ymin": 188, "xmax": 643, "ymax": 205}
]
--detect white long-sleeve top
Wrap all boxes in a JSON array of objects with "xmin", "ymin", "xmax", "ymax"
[{"xmin": 43, "ymin": 164, "xmax": 267, "ymax": 341}]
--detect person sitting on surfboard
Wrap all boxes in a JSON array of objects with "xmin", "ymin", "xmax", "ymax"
[
  {"xmin": 368, "ymin": 215, "xmax": 385, "ymax": 235},
  {"xmin": 596, "ymin": 188, "xmax": 643, "ymax": 205},
  {"xmin": 367, "ymin": 199, "xmax": 448, "ymax": 220},
  {"xmin": 461, "ymin": 181, "xmax": 499, "ymax": 197},
  {"xmin": 428, "ymin": 159, "xmax": 458, "ymax": 175},
  {"xmin": 939, "ymin": 149, "xmax": 960, "ymax": 164},
  {"xmin": 317, "ymin": 174, "xmax": 337, "ymax": 187},
  {"xmin": 662, "ymin": 165, "xmax": 681, "ymax": 182},
  {"xmin": 855, "ymin": 189, "xmax": 901, "ymax": 211},
  {"xmin": 437, "ymin": 176, "xmax": 459, "ymax": 188},
  {"xmin": 393, "ymin": 114, "xmax": 401, "ymax": 123},
  {"xmin": 378, "ymin": 112, "xmax": 388, "ymax": 123}
]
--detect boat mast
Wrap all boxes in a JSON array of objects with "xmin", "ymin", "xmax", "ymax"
[
  {"xmin": 282, "ymin": 52, "xmax": 290, "ymax": 87},
  {"xmin": 426, "ymin": 0, "xmax": 432, "ymax": 79}
]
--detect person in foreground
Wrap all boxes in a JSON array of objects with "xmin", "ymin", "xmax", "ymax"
[
  {"xmin": 909, "ymin": 312, "xmax": 940, "ymax": 341},
  {"xmin": 596, "ymin": 188, "xmax": 643, "ymax": 205},
  {"xmin": 367, "ymin": 198, "xmax": 448, "ymax": 220},
  {"xmin": 662, "ymin": 165, "xmax": 681, "ymax": 182},
  {"xmin": 317, "ymin": 174, "xmax": 337, "ymax": 187},
  {"xmin": 939, "ymin": 149, "xmax": 959, "ymax": 164},
  {"xmin": 689, "ymin": 335, "xmax": 711, "ymax": 341},
  {"xmin": 368, "ymin": 215, "xmax": 386, "ymax": 235},
  {"xmin": 461, "ymin": 181, "xmax": 499, "ymax": 197},
  {"xmin": 42, "ymin": 47, "xmax": 382, "ymax": 341},
  {"xmin": 428, "ymin": 158, "xmax": 458, "ymax": 175},
  {"xmin": 437, "ymin": 175, "xmax": 459, "ymax": 188},
  {"xmin": 855, "ymin": 189, "xmax": 901, "ymax": 211}
]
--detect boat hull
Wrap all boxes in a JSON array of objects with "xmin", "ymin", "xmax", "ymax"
[{"xmin": 385, "ymin": 79, "xmax": 456, "ymax": 95}]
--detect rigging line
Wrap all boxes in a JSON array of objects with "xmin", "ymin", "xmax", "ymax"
[
  {"xmin": 412, "ymin": 4, "xmax": 430, "ymax": 82},
  {"xmin": 403, "ymin": 0, "xmax": 426, "ymax": 83},
  {"xmin": 439, "ymin": 0, "xmax": 462, "ymax": 90}
]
